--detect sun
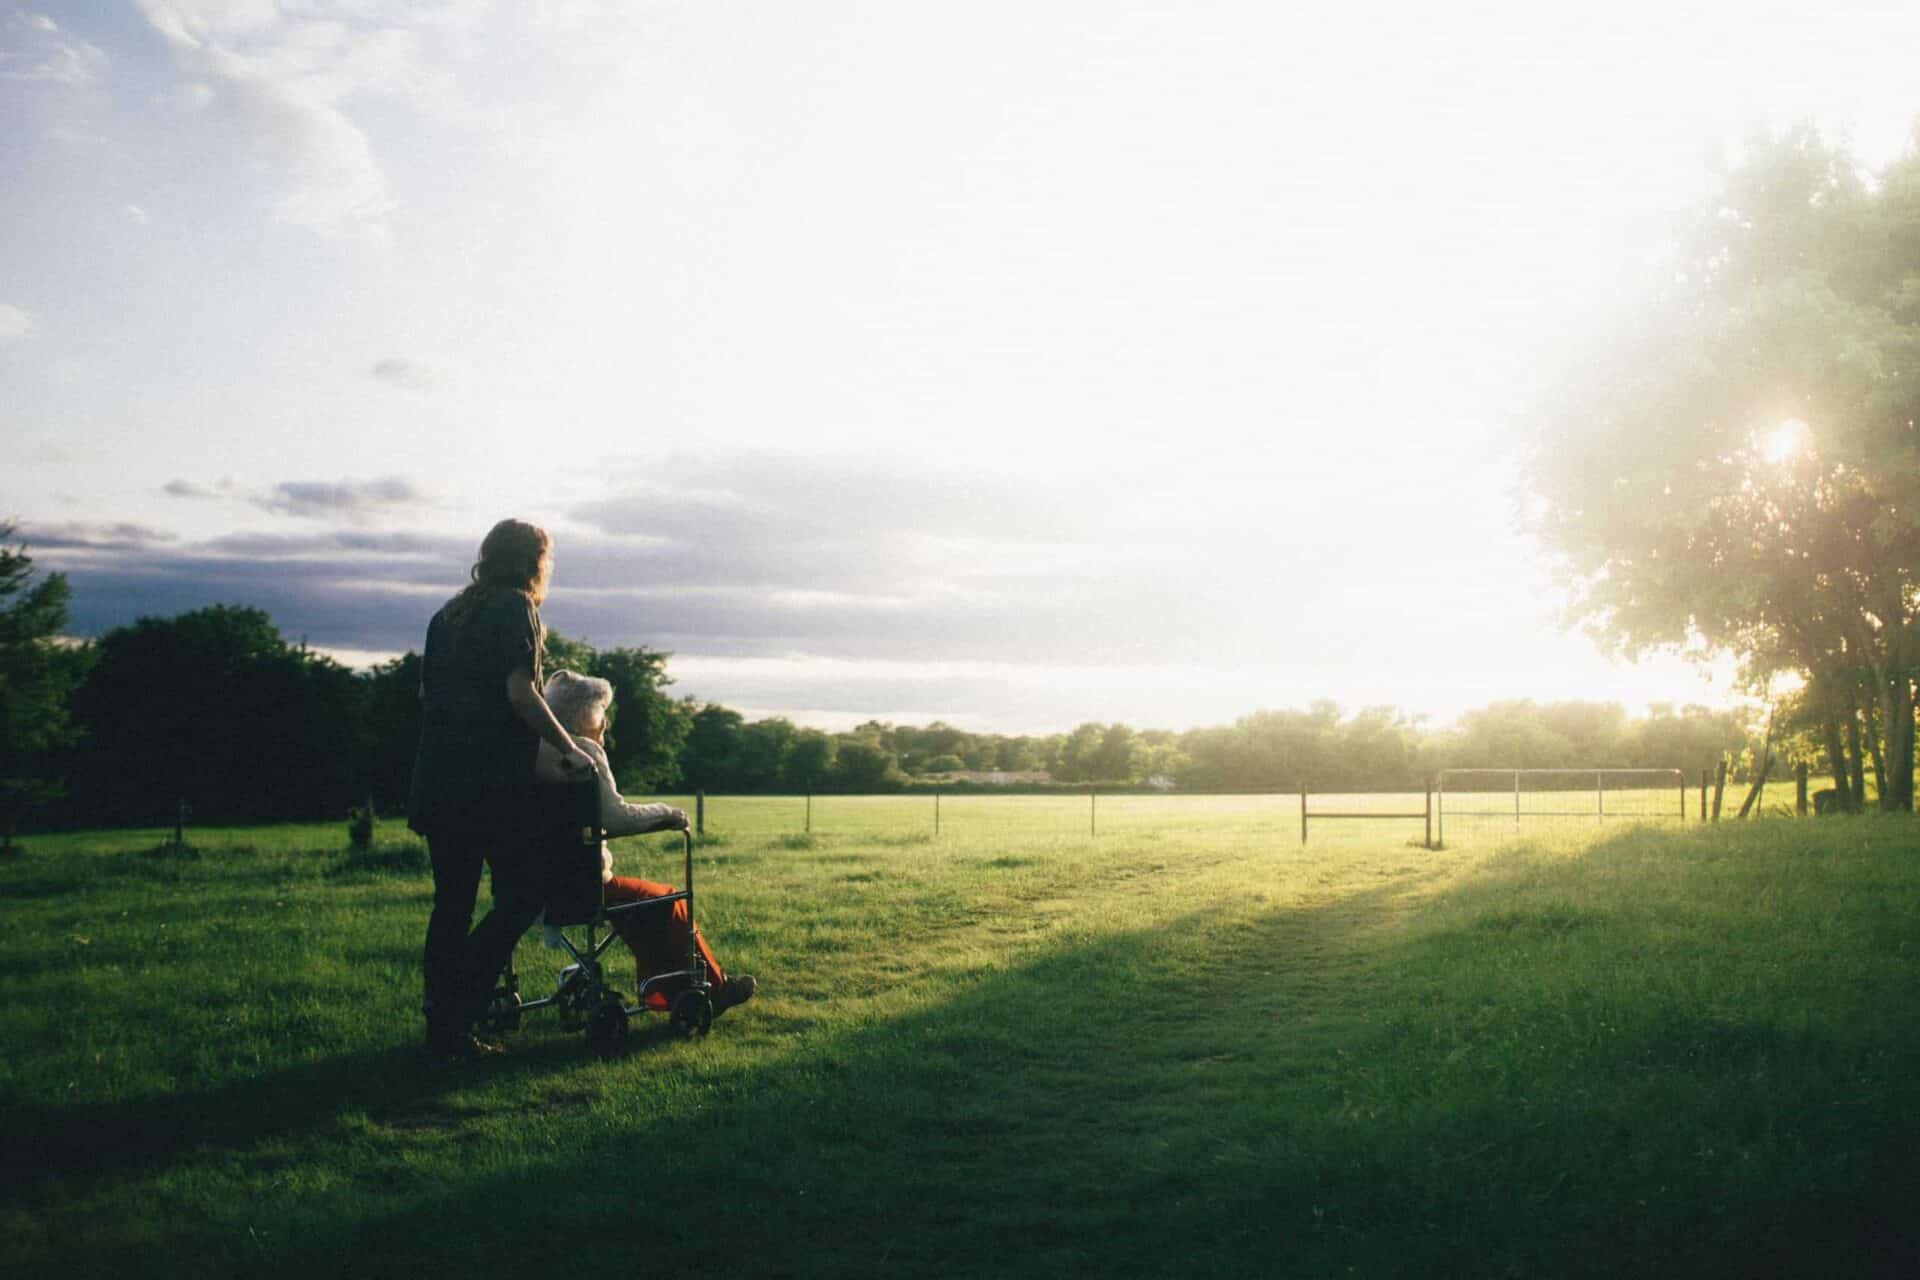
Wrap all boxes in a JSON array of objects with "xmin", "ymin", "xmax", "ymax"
[{"xmin": 1761, "ymin": 418, "xmax": 1809, "ymax": 464}]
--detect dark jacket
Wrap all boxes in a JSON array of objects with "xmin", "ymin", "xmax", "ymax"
[{"xmin": 406, "ymin": 589, "xmax": 542, "ymax": 839}]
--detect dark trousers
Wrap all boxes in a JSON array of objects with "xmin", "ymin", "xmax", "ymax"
[{"xmin": 423, "ymin": 831, "xmax": 544, "ymax": 1031}]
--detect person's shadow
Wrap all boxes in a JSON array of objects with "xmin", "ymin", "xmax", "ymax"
[{"xmin": 1, "ymin": 1022, "xmax": 643, "ymax": 1195}]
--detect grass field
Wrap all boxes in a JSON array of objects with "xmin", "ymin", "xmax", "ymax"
[{"xmin": 2, "ymin": 800, "xmax": 1917, "ymax": 1277}]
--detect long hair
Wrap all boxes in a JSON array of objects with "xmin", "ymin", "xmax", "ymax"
[{"xmin": 442, "ymin": 518, "xmax": 551, "ymax": 630}]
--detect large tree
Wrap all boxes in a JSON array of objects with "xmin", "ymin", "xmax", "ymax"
[
  {"xmin": 0, "ymin": 527, "xmax": 90, "ymax": 851},
  {"xmin": 68, "ymin": 605, "xmax": 360, "ymax": 825},
  {"xmin": 1527, "ymin": 126, "xmax": 1920, "ymax": 810}
]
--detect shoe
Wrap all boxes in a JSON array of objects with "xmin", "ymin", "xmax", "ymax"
[
  {"xmin": 427, "ymin": 1027, "xmax": 505, "ymax": 1061},
  {"xmin": 711, "ymin": 974, "xmax": 756, "ymax": 1016}
]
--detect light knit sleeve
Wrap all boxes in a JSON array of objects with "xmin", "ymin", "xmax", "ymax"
[{"xmin": 585, "ymin": 740, "xmax": 685, "ymax": 839}]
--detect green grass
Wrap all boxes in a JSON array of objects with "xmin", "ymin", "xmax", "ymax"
[{"xmin": 2, "ymin": 807, "xmax": 1917, "ymax": 1277}]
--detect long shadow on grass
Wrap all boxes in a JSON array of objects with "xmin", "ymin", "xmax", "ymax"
[
  {"xmin": 22, "ymin": 826, "xmax": 1920, "ymax": 1278},
  {"xmin": 0, "ymin": 1032, "xmax": 595, "ymax": 1196}
]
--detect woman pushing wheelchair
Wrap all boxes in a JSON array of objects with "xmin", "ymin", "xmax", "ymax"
[{"xmin": 408, "ymin": 518, "xmax": 751, "ymax": 1062}]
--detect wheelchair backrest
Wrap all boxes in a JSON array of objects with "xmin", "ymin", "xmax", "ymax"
[{"xmin": 533, "ymin": 776, "xmax": 605, "ymax": 925}]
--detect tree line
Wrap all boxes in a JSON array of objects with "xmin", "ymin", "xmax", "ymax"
[{"xmin": 2, "ymin": 534, "xmax": 1762, "ymax": 841}]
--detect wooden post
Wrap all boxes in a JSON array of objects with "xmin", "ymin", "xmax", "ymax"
[
  {"xmin": 696, "ymin": 791, "xmax": 705, "ymax": 837},
  {"xmin": 174, "ymin": 797, "xmax": 189, "ymax": 849},
  {"xmin": 1596, "ymin": 769, "xmax": 1604, "ymax": 823},
  {"xmin": 1090, "ymin": 785, "xmax": 1097, "ymax": 838},
  {"xmin": 1700, "ymin": 769, "xmax": 1709, "ymax": 823},
  {"xmin": 1424, "ymin": 778, "xmax": 1433, "ymax": 849},
  {"xmin": 1300, "ymin": 781, "xmax": 1308, "ymax": 845},
  {"xmin": 1737, "ymin": 757, "xmax": 1773, "ymax": 819},
  {"xmin": 1711, "ymin": 760, "xmax": 1727, "ymax": 821},
  {"xmin": 1795, "ymin": 761, "xmax": 1809, "ymax": 816}
]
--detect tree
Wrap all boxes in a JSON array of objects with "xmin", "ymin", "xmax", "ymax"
[
  {"xmin": 734, "ymin": 718, "xmax": 796, "ymax": 791},
  {"xmin": 541, "ymin": 632, "xmax": 689, "ymax": 791},
  {"xmin": 1090, "ymin": 723, "xmax": 1142, "ymax": 782},
  {"xmin": 68, "ymin": 606, "xmax": 359, "ymax": 825},
  {"xmin": 677, "ymin": 703, "xmax": 744, "ymax": 791},
  {"xmin": 831, "ymin": 737, "xmax": 900, "ymax": 790},
  {"xmin": 588, "ymin": 646, "xmax": 689, "ymax": 791},
  {"xmin": 359, "ymin": 652, "xmax": 423, "ymax": 814},
  {"xmin": 1527, "ymin": 126, "xmax": 1920, "ymax": 810},
  {"xmin": 782, "ymin": 729, "xmax": 836, "ymax": 791},
  {"xmin": 0, "ymin": 528, "xmax": 89, "ymax": 851}
]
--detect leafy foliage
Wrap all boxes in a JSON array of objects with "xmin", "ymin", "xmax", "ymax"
[
  {"xmin": 0, "ymin": 527, "xmax": 89, "ymax": 849},
  {"xmin": 1527, "ymin": 126, "xmax": 1920, "ymax": 808}
]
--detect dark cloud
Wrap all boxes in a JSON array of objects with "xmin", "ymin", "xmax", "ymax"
[
  {"xmin": 199, "ymin": 530, "xmax": 461, "ymax": 558},
  {"xmin": 28, "ymin": 452, "xmax": 1368, "ymax": 723},
  {"xmin": 16, "ymin": 521, "xmax": 178, "ymax": 551},
  {"xmin": 369, "ymin": 357, "xmax": 435, "ymax": 391},
  {"xmin": 257, "ymin": 476, "xmax": 428, "ymax": 520},
  {"xmin": 163, "ymin": 479, "xmax": 220, "ymax": 499}
]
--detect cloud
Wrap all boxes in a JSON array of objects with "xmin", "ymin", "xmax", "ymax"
[
  {"xmin": 0, "ymin": 303, "xmax": 33, "ymax": 341},
  {"xmin": 124, "ymin": 203, "xmax": 150, "ymax": 225},
  {"xmin": 256, "ymin": 475, "xmax": 429, "ymax": 520},
  {"xmin": 0, "ymin": 11, "xmax": 110, "ymax": 86},
  {"xmin": 369, "ymin": 356, "xmax": 434, "ymax": 390},
  {"xmin": 16, "ymin": 521, "xmax": 178, "ymax": 551},
  {"xmin": 132, "ymin": 2, "xmax": 418, "ymax": 235}
]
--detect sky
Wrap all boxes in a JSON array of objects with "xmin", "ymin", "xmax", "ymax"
[{"xmin": 4, "ymin": 1, "xmax": 1918, "ymax": 735}]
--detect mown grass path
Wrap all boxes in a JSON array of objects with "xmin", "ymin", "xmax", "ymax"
[{"xmin": 2, "ymin": 806, "xmax": 1917, "ymax": 1277}]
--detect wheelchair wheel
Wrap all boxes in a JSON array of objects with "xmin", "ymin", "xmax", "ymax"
[
  {"xmin": 670, "ymin": 989, "xmax": 713, "ymax": 1038},
  {"xmin": 586, "ymin": 998, "xmax": 628, "ymax": 1057},
  {"xmin": 480, "ymin": 987, "xmax": 522, "ymax": 1034},
  {"xmin": 556, "ymin": 966, "xmax": 594, "ymax": 1031}
]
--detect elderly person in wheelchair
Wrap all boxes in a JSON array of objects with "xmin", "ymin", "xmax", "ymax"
[{"xmin": 533, "ymin": 669, "xmax": 755, "ymax": 1019}]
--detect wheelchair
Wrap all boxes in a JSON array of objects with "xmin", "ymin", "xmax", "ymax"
[{"xmin": 479, "ymin": 776, "xmax": 714, "ymax": 1056}]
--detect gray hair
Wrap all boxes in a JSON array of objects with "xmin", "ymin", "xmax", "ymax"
[{"xmin": 544, "ymin": 669, "xmax": 613, "ymax": 734}]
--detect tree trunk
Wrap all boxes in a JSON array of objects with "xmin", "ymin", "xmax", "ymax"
[
  {"xmin": 1886, "ymin": 673, "xmax": 1916, "ymax": 812},
  {"xmin": 1874, "ymin": 663, "xmax": 1915, "ymax": 812},
  {"xmin": 1822, "ymin": 712, "xmax": 1850, "ymax": 807},
  {"xmin": 1845, "ymin": 702, "xmax": 1868, "ymax": 811},
  {"xmin": 1862, "ymin": 687, "xmax": 1888, "ymax": 809}
]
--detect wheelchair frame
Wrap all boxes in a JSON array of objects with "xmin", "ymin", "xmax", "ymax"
[{"xmin": 482, "ymin": 793, "xmax": 714, "ymax": 1055}]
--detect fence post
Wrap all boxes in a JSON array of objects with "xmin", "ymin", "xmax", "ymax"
[
  {"xmin": 806, "ymin": 792, "xmax": 812, "ymax": 834},
  {"xmin": 174, "ymin": 797, "xmax": 190, "ymax": 850},
  {"xmin": 1090, "ymin": 785, "xmax": 1097, "ymax": 838},
  {"xmin": 1424, "ymin": 778, "xmax": 1433, "ymax": 850},
  {"xmin": 1596, "ymin": 769, "xmax": 1604, "ymax": 822},
  {"xmin": 1795, "ymin": 762, "xmax": 1808, "ymax": 816},
  {"xmin": 1300, "ymin": 781, "xmax": 1308, "ymax": 845},
  {"xmin": 1711, "ymin": 761, "xmax": 1727, "ymax": 821},
  {"xmin": 1699, "ymin": 769, "xmax": 1708, "ymax": 823},
  {"xmin": 1514, "ymin": 769, "xmax": 1521, "ymax": 829},
  {"xmin": 695, "ymin": 791, "xmax": 704, "ymax": 837}
]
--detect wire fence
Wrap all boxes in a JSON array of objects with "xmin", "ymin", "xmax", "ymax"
[{"xmin": 648, "ymin": 772, "xmax": 1713, "ymax": 849}]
